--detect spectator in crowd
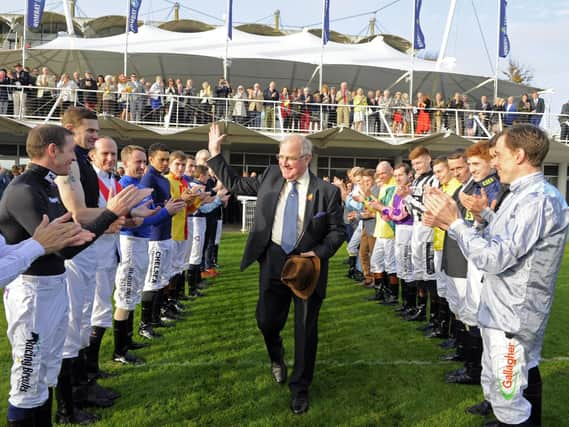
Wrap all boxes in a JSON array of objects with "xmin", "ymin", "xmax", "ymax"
[
  {"xmin": 164, "ymin": 78, "xmax": 179, "ymax": 122},
  {"xmin": 447, "ymin": 92, "xmax": 464, "ymax": 135},
  {"xmin": 116, "ymin": 74, "xmax": 130, "ymax": 121},
  {"xmin": 366, "ymin": 90, "xmax": 379, "ymax": 134},
  {"xmin": 391, "ymin": 91, "xmax": 404, "ymax": 135},
  {"xmin": 101, "ymin": 75, "xmax": 116, "ymax": 116},
  {"xmin": 12, "ymin": 63, "xmax": 31, "ymax": 117},
  {"xmin": 127, "ymin": 73, "xmax": 146, "ymax": 123},
  {"xmin": 263, "ymin": 81, "xmax": 279, "ymax": 129},
  {"xmin": 215, "ymin": 78, "xmax": 232, "ymax": 121},
  {"xmin": 198, "ymin": 81, "xmax": 212, "ymax": 124},
  {"xmin": 149, "ymin": 76, "xmax": 164, "ymax": 123},
  {"xmin": 517, "ymin": 93, "xmax": 532, "ymax": 124},
  {"xmin": 336, "ymin": 81, "xmax": 351, "ymax": 127},
  {"xmin": 298, "ymin": 87, "xmax": 313, "ymax": 131},
  {"xmin": 96, "ymin": 74, "xmax": 105, "ymax": 112},
  {"xmin": 320, "ymin": 85, "xmax": 331, "ymax": 129},
  {"xmin": 248, "ymin": 83, "xmax": 263, "ymax": 128},
  {"xmin": 232, "ymin": 85, "xmax": 248, "ymax": 125},
  {"xmin": 433, "ymin": 92, "xmax": 446, "ymax": 132},
  {"xmin": 0, "ymin": 68, "xmax": 10, "ymax": 115},
  {"xmin": 279, "ymin": 87, "xmax": 292, "ymax": 130},
  {"xmin": 490, "ymin": 97, "xmax": 505, "ymax": 133},
  {"xmin": 463, "ymin": 95, "xmax": 476, "ymax": 137},
  {"xmin": 56, "ymin": 73, "xmax": 77, "ymax": 114},
  {"xmin": 530, "ymin": 89, "xmax": 545, "ymax": 127},
  {"xmin": 560, "ymin": 99, "xmax": 569, "ymax": 143},
  {"xmin": 379, "ymin": 89, "xmax": 393, "ymax": 133},
  {"xmin": 476, "ymin": 95, "xmax": 492, "ymax": 136},
  {"xmin": 352, "ymin": 88, "xmax": 367, "ymax": 132},
  {"xmin": 328, "ymin": 86, "xmax": 338, "ymax": 125},
  {"xmin": 36, "ymin": 67, "xmax": 55, "ymax": 116},
  {"xmin": 416, "ymin": 93, "xmax": 431, "ymax": 135},
  {"xmin": 181, "ymin": 79, "xmax": 198, "ymax": 124},
  {"xmin": 79, "ymin": 71, "xmax": 98, "ymax": 111},
  {"xmin": 504, "ymin": 95, "xmax": 517, "ymax": 127}
]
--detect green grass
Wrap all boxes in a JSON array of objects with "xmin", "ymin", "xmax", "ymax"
[{"xmin": 1, "ymin": 232, "xmax": 569, "ymax": 426}]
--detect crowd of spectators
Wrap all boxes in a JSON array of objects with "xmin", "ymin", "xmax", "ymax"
[{"xmin": 1, "ymin": 64, "xmax": 568, "ymax": 141}]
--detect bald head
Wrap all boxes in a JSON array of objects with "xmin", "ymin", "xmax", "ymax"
[
  {"xmin": 92, "ymin": 137, "xmax": 118, "ymax": 173},
  {"xmin": 375, "ymin": 161, "xmax": 393, "ymax": 184}
]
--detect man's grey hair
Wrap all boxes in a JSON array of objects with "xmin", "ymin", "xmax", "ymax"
[
  {"xmin": 376, "ymin": 160, "xmax": 393, "ymax": 172},
  {"xmin": 195, "ymin": 149, "xmax": 211, "ymax": 165},
  {"xmin": 279, "ymin": 135, "xmax": 313, "ymax": 156}
]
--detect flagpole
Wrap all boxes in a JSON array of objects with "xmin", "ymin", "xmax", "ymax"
[
  {"xmin": 494, "ymin": 0, "xmax": 501, "ymax": 102},
  {"xmin": 22, "ymin": 2, "xmax": 28, "ymax": 68},
  {"xmin": 124, "ymin": 0, "xmax": 130, "ymax": 76},
  {"xmin": 224, "ymin": 0, "xmax": 231, "ymax": 81},
  {"xmin": 409, "ymin": 0, "xmax": 416, "ymax": 136},
  {"xmin": 319, "ymin": 0, "xmax": 326, "ymax": 94}
]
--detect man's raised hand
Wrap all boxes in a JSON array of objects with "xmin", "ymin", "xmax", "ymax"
[{"xmin": 208, "ymin": 122, "xmax": 226, "ymax": 158}]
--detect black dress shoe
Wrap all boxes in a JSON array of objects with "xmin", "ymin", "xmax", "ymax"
[
  {"xmin": 445, "ymin": 367, "xmax": 466, "ymax": 379},
  {"xmin": 129, "ymin": 341, "xmax": 150, "ymax": 350},
  {"xmin": 439, "ymin": 338, "xmax": 456, "ymax": 349},
  {"xmin": 290, "ymin": 395, "xmax": 309, "ymax": 415},
  {"xmin": 88, "ymin": 369, "xmax": 118, "ymax": 381},
  {"xmin": 113, "ymin": 351, "xmax": 145, "ymax": 366},
  {"xmin": 139, "ymin": 324, "xmax": 162, "ymax": 340},
  {"xmin": 440, "ymin": 352, "xmax": 464, "ymax": 362},
  {"xmin": 466, "ymin": 399, "xmax": 493, "ymax": 416},
  {"xmin": 56, "ymin": 407, "xmax": 100, "ymax": 424},
  {"xmin": 88, "ymin": 382, "xmax": 121, "ymax": 401},
  {"xmin": 446, "ymin": 372, "xmax": 480, "ymax": 385},
  {"xmin": 417, "ymin": 323, "xmax": 434, "ymax": 332},
  {"xmin": 426, "ymin": 329, "xmax": 449, "ymax": 339},
  {"xmin": 271, "ymin": 361, "xmax": 287, "ymax": 384}
]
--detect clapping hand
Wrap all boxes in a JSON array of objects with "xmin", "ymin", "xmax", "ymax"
[
  {"xmin": 423, "ymin": 187, "xmax": 460, "ymax": 230},
  {"xmin": 33, "ymin": 213, "xmax": 95, "ymax": 254}
]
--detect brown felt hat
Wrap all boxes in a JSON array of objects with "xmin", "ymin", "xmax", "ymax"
[{"xmin": 281, "ymin": 255, "xmax": 321, "ymax": 300}]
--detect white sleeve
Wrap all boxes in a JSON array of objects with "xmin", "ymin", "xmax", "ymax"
[{"xmin": 0, "ymin": 236, "xmax": 45, "ymax": 288}]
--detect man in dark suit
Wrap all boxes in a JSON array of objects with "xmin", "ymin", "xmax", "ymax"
[
  {"xmin": 207, "ymin": 123, "xmax": 345, "ymax": 415},
  {"xmin": 530, "ymin": 90, "xmax": 545, "ymax": 127},
  {"xmin": 560, "ymin": 100, "xmax": 569, "ymax": 143}
]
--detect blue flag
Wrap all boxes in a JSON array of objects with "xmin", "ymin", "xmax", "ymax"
[
  {"xmin": 499, "ymin": 0, "xmax": 510, "ymax": 58},
  {"xmin": 128, "ymin": 0, "xmax": 142, "ymax": 33},
  {"xmin": 27, "ymin": 0, "xmax": 46, "ymax": 29},
  {"xmin": 323, "ymin": 0, "xmax": 330, "ymax": 45},
  {"xmin": 227, "ymin": 0, "xmax": 233, "ymax": 40},
  {"xmin": 414, "ymin": 0, "xmax": 425, "ymax": 50}
]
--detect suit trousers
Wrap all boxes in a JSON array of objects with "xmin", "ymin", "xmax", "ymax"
[{"xmin": 256, "ymin": 243, "xmax": 323, "ymax": 397}]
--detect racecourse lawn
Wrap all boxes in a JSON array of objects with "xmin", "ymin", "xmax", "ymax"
[{"xmin": 0, "ymin": 232, "xmax": 568, "ymax": 427}]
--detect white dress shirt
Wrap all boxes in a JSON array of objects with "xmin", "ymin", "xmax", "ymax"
[
  {"xmin": 271, "ymin": 168, "xmax": 310, "ymax": 247},
  {"xmin": 0, "ymin": 234, "xmax": 45, "ymax": 288}
]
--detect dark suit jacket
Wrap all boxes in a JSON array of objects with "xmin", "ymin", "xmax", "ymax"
[
  {"xmin": 208, "ymin": 155, "xmax": 345, "ymax": 298},
  {"xmin": 531, "ymin": 97, "xmax": 545, "ymax": 114}
]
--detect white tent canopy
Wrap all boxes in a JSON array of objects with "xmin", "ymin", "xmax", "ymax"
[{"xmin": 0, "ymin": 25, "xmax": 534, "ymax": 98}]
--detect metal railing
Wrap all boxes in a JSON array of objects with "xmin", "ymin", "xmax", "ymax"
[{"xmin": 0, "ymin": 84, "xmax": 567, "ymax": 142}]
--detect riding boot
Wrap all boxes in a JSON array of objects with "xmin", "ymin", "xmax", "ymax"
[
  {"xmin": 523, "ymin": 366, "xmax": 542, "ymax": 426},
  {"xmin": 85, "ymin": 326, "xmax": 106, "ymax": 379},
  {"xmin": 347, "ymin": 256, "xmax": 357, "ymax": 279}
]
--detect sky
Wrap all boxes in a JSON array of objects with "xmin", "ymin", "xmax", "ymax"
[{"xmin": 3, "ymin": 0, "xmax": 569, "ymax": 115}]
